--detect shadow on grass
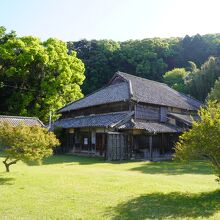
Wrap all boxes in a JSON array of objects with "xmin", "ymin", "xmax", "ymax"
[
  {"xmin": 107, "ymin": 190, "xmax": 220, "ymax": 220},
  {"xmin": 0, "ymin": 175, "xmax": 15, "ymax": 185},
  {"xmin": 26, "ymin": 154, "xmax": 105, "ymax": 166},
  {"xmin": 1, "ymin": 151, "xmax": 213, "ymax": 176},
  {"xmin": 130, "ymin": 161, "xmax": 213, "ymax": 175}
]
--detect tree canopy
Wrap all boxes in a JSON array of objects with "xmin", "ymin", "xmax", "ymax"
[
  {"xmin": 0, "ymin": 27, "xmax": 85, "ymax": 122},
  {"xmin": 208, "ymin": 77, "xmax": 220, "ymax": 102},
  {"xmin": 174, "ymin": 102, "xmax": 220, "ymax": 182},
  {"xmin": 2, "ymin": 26, "xmax": 220, "ymax": 119},
  {"xmin": 69, "ymin": 34, "xmax": 220, "ymax": 97},
  {"xmin": 186, "ymin": 57, "xmax": 220, "ymax": 101},
  {"xmin": 163, "ymin": 68, "xmax": 188, "ymax": 92},
  {"xmin": 0, "ymin": 122, "xmax": 60, "ymax": 172}
]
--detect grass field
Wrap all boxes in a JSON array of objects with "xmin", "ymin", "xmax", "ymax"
[{"xmin": 0, "ymin": 154, "xmax": 220, "ymax": 220}]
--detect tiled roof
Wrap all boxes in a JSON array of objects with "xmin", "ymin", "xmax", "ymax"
[
  {"xmin": 54, "ymin": 111, "xmax": 181, "ymax": 133},
  {"xmin": 118, "ymin": 119, "xmax": 182, "ymax": 133},
  {"xmin": 168, "ymin": 113, "xmax": 200, "ymax": 125},
  {"xmin": 58, "ymin": 82, "xmax": 129, "ymax": 113},
  {"xmin": 0, "ymin": 115, "xmax": 44, "ymax": 127},
  {"xmin": 58, "ymin": 71, "xmax": 202, "ymax": 113},
  {"xmin": 54, "ymin": 111, "xmax": 131, "ymax": 128},
  {"xmin": 116, "ymin": 72, "xmax": 202, "ymax": 111}
]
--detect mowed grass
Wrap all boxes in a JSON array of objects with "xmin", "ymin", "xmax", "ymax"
[{"xmin": 0, "ymin": 154, "xmax": 220, "ymax": 220}]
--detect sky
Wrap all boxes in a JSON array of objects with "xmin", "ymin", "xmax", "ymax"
[{"xmin": 1, "ymin": 0, "xmax": 220, "ymax": 41}]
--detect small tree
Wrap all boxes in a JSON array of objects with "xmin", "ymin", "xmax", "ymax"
[
  {"xmin": 0, "ymin": 123, "xmax": 60, "ymax": 172},
  {"xmin": 163, "ymin": 68, "xmax": 188, "ymax": 92},
  {"xmin": 208, "ymin": 77, "xmax": 220, "ymax": 102},
  {"xmin": 174, "ymin": 102, "xmax": 220, "ymax": 182}
]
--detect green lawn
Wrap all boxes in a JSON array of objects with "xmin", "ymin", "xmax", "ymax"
[{"xmin": 0, "ymin": 154, "xmax": 219, "ymax": 220}]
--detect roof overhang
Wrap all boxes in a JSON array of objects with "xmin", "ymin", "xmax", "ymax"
[
  {"xmin": 118, "ymin": 119, "xmax": 182, "ymax": 134},
  {"xmin": 168, "ymin": 113, "xmax": 200, "ymax": 126},
  {"xmin": 53, "ymin": 111, "xmax": 133, "ymax": 129}
]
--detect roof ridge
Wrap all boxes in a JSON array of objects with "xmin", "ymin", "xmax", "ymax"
[
  {"xmin": 0, "ymin": 115, "xmax": 39, "ymax": 119},
  {"xmin": 117, "ymin": 71, "xmax": 202, "ymax": 107},
  {"xmin": 116, "ymin": 71, "xmax": 167, "ymax": 86},
  {"xmin": 57, "ymin": 81, "xmax": 129, "ymax": 113},
  {"xmin": 118, "ymin": 71, "xmax": 202, "ymax": 110},
  {"xmin": 0, "ymin": 115, "xmax": 44, "ymax": 127}
]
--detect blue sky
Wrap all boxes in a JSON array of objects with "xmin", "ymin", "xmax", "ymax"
[{"xmin": 1, "ymin": 0, "xmax": 220, "ymax": 41}]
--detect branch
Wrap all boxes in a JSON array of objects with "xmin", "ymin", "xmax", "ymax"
[
  {"xmin": 206, "ymin": 154, "xmax": 220, "ymax": 170},
  {"xmin": 3, "ymin": 157, "xmax": 19, "ymax": 166},
  {"xmin": 3, "ymin": 156, "xmax": 9, "ymax": 164},
  {"xmin": 210, "ymin": 154, "xmax": 220, "ymax": 169},
  {"xmin": 7, "ymin": 159, "xmax": 19, "ymax": 166}
]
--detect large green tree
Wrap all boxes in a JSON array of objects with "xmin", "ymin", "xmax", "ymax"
[
  {"xmin": 174, "ymin": 102, "xmax": 220, "ymax": 182},
  {"xmin": 0, "ymin": 27, "xmax": 85, "ymax": 122}
]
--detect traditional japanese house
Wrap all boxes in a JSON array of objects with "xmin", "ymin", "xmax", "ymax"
[{"xmin": 54, "ymin": 72, "xmax": 201, "ymax": 160}]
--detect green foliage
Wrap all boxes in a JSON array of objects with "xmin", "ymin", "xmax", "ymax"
[
  {"xmin": 68, "ymin": 40, "xmax": 120, "ymax": 94},
  {"xmin": 69, "ymin": 33, "xmax": 220, "ymax": 96},
  {"xmin": 208, "ymin": 77, "xmax": 220, "ymax": 102},
  {"xmin": 2, "ymin": 25, "xmax": 220, "ymax": 117},
  {"xmin": 163, "ymin": 68, "xmax": 188, "ymax": 92},
  {"xmin": 174, "ymin": 102, "xmax": 220, "ymax": 182},
  {"xmin": 0, "ymin": 122, "xmax": 60, "ymax": 171},
  {"xmin": 68, "ymin": 38, "xmax": 173, "ymax": 94},
  {"xmin": 0, "ymin": 27, "xmax": 85, "ymax": 122},
  {"xmin": 186, "ymin": 57, "xmax": 220, "ymax": 101},
  {"xmin": 162, "ymin": 57, "xmax": 220, "ymax": 101}
]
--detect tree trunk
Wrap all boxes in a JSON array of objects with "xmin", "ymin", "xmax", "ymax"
[
  {"xmin": 2, "ymin": 157, "xmax": 19, "ymax": 172},
  {"xmin": 4, "ymin": 163, "xmax": 10, "ymax": 172}
]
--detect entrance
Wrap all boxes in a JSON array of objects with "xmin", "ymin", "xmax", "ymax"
[
  {"xmin": 81, "ymin": 132, "xmax": 91, "ymax": 151},
  {"xmin": 96, "ymin": 133, "xmax": 107, "ymax": 156}
]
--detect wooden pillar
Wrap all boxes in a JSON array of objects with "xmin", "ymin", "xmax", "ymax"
[
  {"xmin": 161, "ymin": 133, "xmax": 165, "ymax": 155},
  {"xmin": 91, "ymin": 129, "xmax": 96, "ymax": 154},
  {"xmin": 66, "ymin": 131, "xmax": 69, "ymax": 153},
  {"xmin": 88, "ymin": 128, "xmax": 91, "ymax": 155},
  {"xmin": 79, "ymin": 129, "xmax": 82, "ymax": 152},
  {"xmin": 149, "ymin": 135, "xmax": 153, "ymax": 161},
  {"xmin": 134, "ymin": 104, "xmax": 137, "ymax": 119},
  {"xmin": 94, "ymin": 131, "xmax": 96, "ymax": 154}
]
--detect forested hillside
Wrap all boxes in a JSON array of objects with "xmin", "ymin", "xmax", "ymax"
[
  {"xmin": 1, "ymin": 24, "xmax": 220, "ymax": 121},
  {"xmin": 68, "ymin": 34, "xmax": 220, "ymax": 100}
]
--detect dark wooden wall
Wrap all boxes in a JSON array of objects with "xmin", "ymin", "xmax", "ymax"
[
  {"xmin": 132, "ymin": 133, "xmax": 178, "ymax": 159},
  {"xmin": 61, "ymin": 102, "xmax": 130, "ymax": 118},
  {"xmin": 160, "ymin": 107, "xmax": 168, "ymax": 122},
  {"xmin": 135, "ymin": 104, "xmax": 160, "ymax": 121}
]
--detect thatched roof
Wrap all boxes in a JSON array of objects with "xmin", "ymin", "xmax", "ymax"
[
  {"xmin": 0, "ymin": 115, "xmax": 44, "ymax": 127},
  {"xmin": 58, "ymin": 72, "xmax": 202, "ymax": 113}
]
